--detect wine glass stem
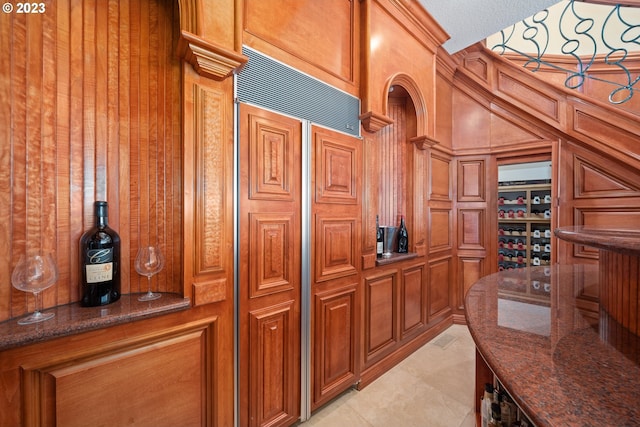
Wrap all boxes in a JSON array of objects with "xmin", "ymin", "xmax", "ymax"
[
  {"xmin": 147, "ymin": 276, "xmax": 152, "ymax": 294},
  {"xmin": 33, "ymin": 291, "xmax": 42, "ymax": 316}
]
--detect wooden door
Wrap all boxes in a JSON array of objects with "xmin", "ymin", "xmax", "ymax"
[
  {"xmin": 310, "ymin": 125, "xmax": 361, "ymax": 410},
  {"xmin": 238, "ymin": 104, "xmax": 301, "ymax": 427}
]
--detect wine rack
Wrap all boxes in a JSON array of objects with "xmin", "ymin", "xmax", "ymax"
[{"xmin": 497, "ymin": 183, "xmax": 552, "ymax": 272}]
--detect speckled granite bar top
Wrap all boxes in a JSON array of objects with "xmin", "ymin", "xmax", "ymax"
[
  {"xmin": 0, "ymin": 293, "xmax": 190, "ymax": 352},
  {"xmin": 555, "ymin": 225, "xmax": 640, "ymax": 256},
  {"xmin": 465, "ymin": 264, "xmax": 640, "ymax": 427}
]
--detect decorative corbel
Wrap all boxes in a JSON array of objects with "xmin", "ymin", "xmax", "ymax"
[
  {"xmin": 359, "ymin": 111, "xmax": 394, "ymax": 133},
  {"xmin": 410, "ymin": 135, "xmax": 439, "ymax": 150},
  {"xmin": 177, "ymin": 30, "xmax": 248, "ymax": 81}
]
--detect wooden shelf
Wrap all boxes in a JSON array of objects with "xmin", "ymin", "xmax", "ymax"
[{"xmin": 375, "ymin": 251, "xmax": 418, "ymax": 266}]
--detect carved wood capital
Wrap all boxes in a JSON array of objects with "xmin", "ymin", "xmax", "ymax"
[
  {"xmin": 178, "ymin": 31, "xmax": 248, "ymax": 81},
  {"xmin": 359, "ymin": 111, "xmax": 394, "ymax": 132},
  {"xmin": 410, "ymin": 135, "xmax": 439, "ymax": 150}
]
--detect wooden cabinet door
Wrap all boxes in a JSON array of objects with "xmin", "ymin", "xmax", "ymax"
[
  {"xmin": 310, "ymin": 125, "xmax": 361, "ymax": 410},
  {"xmin": 238, "ymin": 104, "xmax": 301, "ymax": 427}
]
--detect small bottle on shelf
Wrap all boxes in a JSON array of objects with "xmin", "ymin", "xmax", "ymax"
[{"xmin": 397, "ymin": 215, "xmax": 408, "ymax": 253}]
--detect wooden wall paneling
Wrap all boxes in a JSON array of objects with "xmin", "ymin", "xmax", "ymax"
[
  {"xmin": 456, "ymin": 159, "xmax": 486, "ymax": 202},
  {"xmin": 0, "ymin": 0, "xmax": 182, "ymax": 322},
  {"xmin": 498, "ymin": 50, "xmax": 640, "ymax": 116},
  {"xmin": 314, "ymin": 217, "xmax": 358, "ymax": 284},
  {"xmin": 452, "ymin": 156, "xmax": 490, "ymax": 317},
  {"xmin": 238, "ymin": 104, "xmax": 302, "ymax": 427},
  {"xmin": 360, "ymin": 0, "xmax": 446, "ymax": 136},
  {"xmin": 457, "ymin": 258, "xmax": 484, "ymax": 311},
  {"xmin": 180, "ymin": 42, "xmax": 236, "ymax": 427},
  {"xmin": 184, "ymin": 78, "xmax": 234, "ymax": 306},
  {"xmin": 410, "ymin": 144, "xmax": 427, "ymax": 255},
  {"xmin": 495, "ymin": 69, "xmax": 562, "ymax": 124},
  {"xmin": 556, "ymin": 139, "xmax": 640, "ymax": 312},
  {"xmin": 429, "ymin": 209, "xmax": 453, "ymax": 253},
  {"xmin": 242, "ymin": 0, "xmax": 359, "ymax": 95},
  {"xmin": 378, "ymin": 97, "xmax": 407, "ymax": 227},
  {"xmin": 429, "ymin": 150, "xmax": 453, "ymax": 202},
  {"xmin": 249, "ymin": 213, "xmax": 296, "ymax": 297},
  {"xmin": 457, "ymin": 209, "xmax": 486, "ymax": 251},
  {"xmin": 429, "ymin": 150, "xmax": 453, "ymax": 257},
  {"xmin": 0, "ymin": 308, "xmax": 219, "ymax": 427},
  {"xmin": 315, "ymin": 137, "xmax": 359, "ymax": 205},
  {"xmin": 248, "ymin": 302, "xmax": 298, "ymax": 427},
  {"xmin": 310, "ymin": 125, "xmax": 362, "ymax": 410},
  {"xmin": 361, "ymin": 134, "xmax": 379, "ymax": 269},
  {"xmin": 428, "ymin": 256, "xmax": 452, "ymax": 322},
  {"xmin": 400, "ymin": 263, "xmax": 426, "ymax": 339},
  {"xmin": 363, "ymin": 270, "xmax": 398, "ymax": 365},
  {"xmin": 25, "ymin": 319, "xmax": 216, "ymax": 427},
  {"xmin": 435, "ymin": 61, "xmax": 455, "ymax": 150},
  {"xmin": 557, "ymin": 140, "xmax": 640, "ymax": 264},
  {"xmin": 313, "ymin": 284, "xmax": 358, "ymax": 408},
  {"xmin": 451, "ymin": 89, "xmax": 491, "ymax": 152}
]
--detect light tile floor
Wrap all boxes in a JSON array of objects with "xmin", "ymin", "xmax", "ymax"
[{"xmin": 299, "ymin": 324, "xmax": 476, "ymax": 427}]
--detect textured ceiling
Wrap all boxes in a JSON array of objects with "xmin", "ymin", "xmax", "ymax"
[{"xmin": 418, "ymin": 0, "xmax": 560, "ymax": 53}]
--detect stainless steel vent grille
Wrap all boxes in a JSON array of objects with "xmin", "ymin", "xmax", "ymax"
[{"xmin": 237, "ymin": 47, "xmax": 360, "ymax": 137}]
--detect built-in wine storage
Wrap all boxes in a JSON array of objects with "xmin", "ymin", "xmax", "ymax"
[{"xmin": 497, "ymin": 183, "xmax": 552, "ymax": 271}]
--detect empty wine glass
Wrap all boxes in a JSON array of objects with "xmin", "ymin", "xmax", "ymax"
[
  {"xmin": 135, "ymin": 245, "xmax": 164, "ymax": 301},
  {"xmin": 11, "ymin": 252, "xmax": 58, "ymax": 325}
]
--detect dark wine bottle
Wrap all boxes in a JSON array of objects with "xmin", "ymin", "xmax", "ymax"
[
  {"xmin": 376, "ymin": 215, "xmax": 383, "ymax": 258},
  {"xmin": 80, "ymin": 201, "xmax": 121, "ymax": 306},
  {"xmin": 397, "ymin": 215, "xmax": 408, "ymax": 253}
]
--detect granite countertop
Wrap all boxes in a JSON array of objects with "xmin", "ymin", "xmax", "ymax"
[
  {"xmin": 0, "ymin": 293, "xmax": 191, "ymax": 352},
  {"xmin": 555, "ymin": 225, "xmax": 640, "ymax": 256},
  {"xmin": 465, "ymin": 264, "xmax": 640, "ymax": 427}
]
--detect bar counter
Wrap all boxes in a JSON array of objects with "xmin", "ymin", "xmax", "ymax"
[{"xmin": 465, "ymin": 264, "xmax": 640, "ymax": 426}]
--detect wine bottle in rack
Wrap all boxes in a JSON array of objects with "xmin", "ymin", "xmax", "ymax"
[
  {"xmin": 376, "ymin": 215, "xmax": 383, "ymax": 259},
  {"xmin": 397, "ymin": 215, "xmax": 408, "ymax": 253},
  {"xmin": 80, "ymin": 201, "xmax": 121, "ymax": 307}
]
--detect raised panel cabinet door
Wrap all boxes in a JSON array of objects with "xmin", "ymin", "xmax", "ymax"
[
  {"xmin": 239, "ymin": 104, "xmax": 302, "ymax": 427},
  {"xmin": 313, "ymin": 285, "xmax": 358, "ymax": 407},
  {"xmin": 429, "ymin": 257, "xmax": 453, "ymax": 321},
  {"xmin": 311, "ymin": 126, "xmax": 362, "ymax": 410},
  {"xmin": 363, "ymin": 271, "xmax": 398, "ymax": 366},
  {"xmin": 19, "ymin": 316, "xmax": 218, "ymax": 427},
  {"xmin": 400, "ymin": 264, "xmax": 426, "ymax": 339}
]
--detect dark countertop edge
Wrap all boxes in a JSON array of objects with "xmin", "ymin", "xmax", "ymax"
[
  {"xmin": 464, "ymin": 265, "xmax": 640, "ymax": 427},
  {"xmin": 0, "ymin": 293, "xmax": 191, "ymax": 352},
  {"xmin": 465, "ymin": 318, "xmax": 547, "ymax": 427},
  {"xmin": 375, "ymin": 251, "xmax": 419, "ymax": 265},
  {"xmin": 555, "ymin": 225, "xmax": 640, "ymax": 256},
  {"xmin": 464, "ymin": 281, "xmax": 552, "ymax": 427}
]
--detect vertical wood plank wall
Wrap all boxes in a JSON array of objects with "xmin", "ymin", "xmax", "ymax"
[{"xmin": 0, "ymin": 0, "xmax": 182, "ymax": 322}]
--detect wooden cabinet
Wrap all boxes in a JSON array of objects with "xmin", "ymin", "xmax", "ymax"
[
  {"xmin": 313, "ymin": 284, "xmax": 358, "ymax": 406},
  {"xmin": 359, "ymin": 259, "xmax": 448, "ymax": 389},
  {"xmin": 497, "ymin": 183, "xmax": 552, "ymax": 271},
  {"xmin": 238, "ymin": 104, "xmax": 302, "ymax": 427},
  {"xmin": 311, "ymin": 125, "xmax": 362, "ymax": 410},
  {"xmin": 0, "ymin": 308, "xmax": 221, "ymax": 427}
]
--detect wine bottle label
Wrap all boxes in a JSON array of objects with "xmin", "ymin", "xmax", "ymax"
[
  {"xmin": 85, "ymin": 248, "xmax": 114, "ymax": 283},
  {"xmin": 85, "ymin": 263, "xmax": 114, "ymax": 283},
  {"xmin": 377, "ymin": 242, "xmax": 383, "ymax": 253}
]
